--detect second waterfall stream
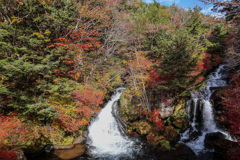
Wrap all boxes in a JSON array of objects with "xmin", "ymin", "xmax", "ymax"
[{"xmin": 179, "ymin": 64, "xmax": 236, "ymax": 154}]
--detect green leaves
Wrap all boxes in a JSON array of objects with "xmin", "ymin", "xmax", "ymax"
[{"xmin": 23, "ymin": 97, "xmax": 58, "ymax": 122}]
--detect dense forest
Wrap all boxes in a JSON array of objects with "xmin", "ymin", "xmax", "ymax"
[{"xmin": 0, "ymin": 0, "xmax": 239, "ymax": 159}]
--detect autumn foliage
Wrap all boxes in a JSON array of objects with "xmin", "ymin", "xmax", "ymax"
[
  {"xmin": 0, "ymin": 0, "xmax": 239, "ymax": 157},
  {"xmin": 51, "ymin": 85, "xmax": 104, "ymax": 133},
  {"xmin": 221, "ymin": 73, "xmax": 240, "ymax": 138},
  {"xmin": 0, "ymin": 114, "xmax": 28, "ymax": 160},
  {"xmin": 0, "ymin": 114, "xmax": 28, "ymax": 147},
  {"xmin": 0, "ymin": 149, "xmax": 17, "ymax": 160},
  {"xmin": 143, "ymin": 109, "xmax": 164, "ymax": 131}
]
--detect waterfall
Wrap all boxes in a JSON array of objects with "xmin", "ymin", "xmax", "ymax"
[
  {"xmin": 180, "ymin": 65, "xmax": 236, "ymax": 154},
  {"xmin": 86, "ymin": 88, "xmax": 143, "ymax": 159}
]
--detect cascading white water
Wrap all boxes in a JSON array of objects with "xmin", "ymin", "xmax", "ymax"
[
  {"xmin": 180, "ymin": 65, "xmax": 236, "ymax": 154},
  {"xmin": 87, "ymin": 88, "xmax": 142, "ymax": 159}
]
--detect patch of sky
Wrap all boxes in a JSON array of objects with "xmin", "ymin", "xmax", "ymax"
[{"xmin": 142, "ymin": 0, "xmax": 225, "ymax": 18}]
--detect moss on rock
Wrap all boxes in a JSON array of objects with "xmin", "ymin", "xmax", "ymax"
[
  {"xmin": 119, "ymin": 88, "xmax": 139, "ymax": 122},
  {"xmin": 159, "ymin": 140, "xmax": 171, "ymax": 151},
  {"xmin": 132, "ymin": 120, "xmax": 152, "ymax": 135},
  {"xmin": 172, "ymin": 118, "xmax": 188, "ymax": 131},
  {"xmin": 173, "ymin": 99, "xmax": 187, "ymax": 118}
]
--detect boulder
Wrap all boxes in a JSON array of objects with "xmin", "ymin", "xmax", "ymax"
[
  {"xmin": 173, "ymin": 144, "xmax": 196, "ymax": 159},
  {"xmin": 158, "ymin": 98, "xmax": 175, "ymax": 119},
  {"xmin": 204, "ymin": 132, "xmax": 239, "ymax": 160},
  {"xmin": 204, "ymin": 132, "xmax": 225, "ymax": 147},
  {"xmin": 159, "ymin": 106, "xmax": 175, "ymax": 119},
  {"xmin": 53, "ymin": 144, "xmax": 86, "ymax": 160}
]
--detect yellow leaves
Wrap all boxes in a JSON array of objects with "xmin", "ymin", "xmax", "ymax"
[
  {"xmin": 53, "ymin": 105, "xmax": 76, "ymax": 117},
  {"xmin": 137, "ymin": 103, "xmax": 142, "ymax": 107},
  {"xmin": 37, "ymin": 0, "xmax": 52, "ymax": 6},
  {"xmin": 80, "ymin": 117, "xmax": 89, "ymax": 125},
  {"xmin": 52, "ymin": 78, "xmax": 59, "ymax": 83},
  {"xmin": 134, "ymin": 91, "xmax": 142, "ymax": 97},
  {"xmin": 31, "ymin": 126, "xmax": 41, "ymax": 139},
  {"xmin": 136, "ymin": 75, "xmax": 147, "ymax": 80},
  {"xmin": 33, "ymin": 16, "xmax": 41, "ymax": 22},
  {"xmin": 44, "ymin": 29, "xmax": 51, "ymax": 35},
  {"xmin": 11, "ymin": 16, "xmax": 22, "ymax": 24},
  {"xmin": 122, "ymin": 60, "xmax": 128, "ymax": 65},
  {"xmin": 25, "ymin": 123, "xmax": 69, "ymax": 145},
  {"xmin": 31, "ymin": 32, "xmax": 44, "ymax": 39},
  {"xmin": 45, "ymin": 39, "xmax": 51, "ymax": 43},
  {"xmin": 74, "ymin": 72, "xmax": 81, "ymax": 80},
  {"xmin": 162, "ymin": 11, "xmax": 169, "ymax": 17}
]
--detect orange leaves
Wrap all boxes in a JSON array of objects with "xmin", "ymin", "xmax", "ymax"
[
  {"xmin": 46, "ymin": 37, "xmax": 70, "ymax": 49},
  {"xmin": 130, "ymin": 52, "xmax": 152, "ymax": 71},
  {"xmin": 54, "ymin": 37, "xmax": 68, "ymax": 42},
  {"xmin": 67, "ymin": 28, "xmax": 102, "ymax": 51},
  {"xmin": 46, "ymin": 44, "xmax": 55, "ymax": 49},
  {"xmin": 129, "ymin": 52, "xmax": 152, "ymax": 85},
  {"xmin": 52, "ymin": 84, "xmax": 104, "ymax": 133},
  {"xmin": 78, "ymin": 0, "xmax": 111, "ymax": 26},
  {"xmin": 71, "ymin": 84, "xmax": 104, "ymax": 118},
  {"xmin": 53, "ymin": 105, "xmax": 78, "ymax": 133},
  {"xmin": 0, "ymin": 115, "xmax": 32, "ymax": 159},
  {"xmin": 45, "ymin": 0, "xmax": 115, "ymax": 83},
  {"xmin": 0, "ymin": 114, "xmax": 28, "ymax": 147},
  {"xmin": 72, "ymin": 85, "xmax": 104, "ymax": 110},
  {"xmin": 62, "ymin": 60, "xmax": 74, "ymax": 64}
]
